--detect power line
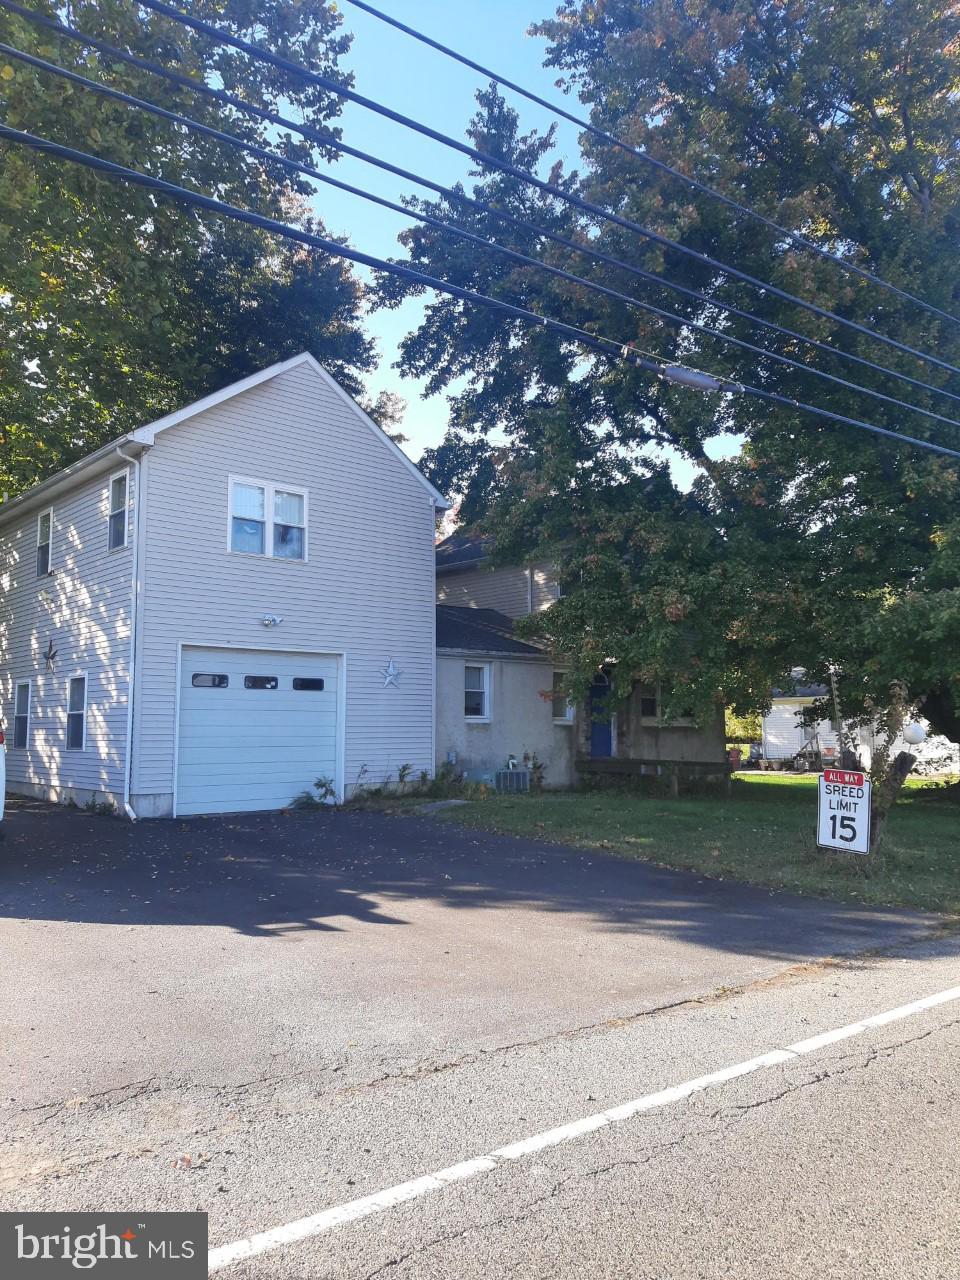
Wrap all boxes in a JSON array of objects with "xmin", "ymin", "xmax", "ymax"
[
  {"xmin": 343, "ymin": 0, "xmax": 960, "ymax": 332},
  {"xmin": 136, "ymin": 0, "xmax": 960, "ymax": 385},
  {"xmin": 3, "ymin": 123, "xmax": 959, "ymax": 464},
  {"xmin": 7, "ymin": 40, "xmax": 960, "ymax": 441},
  {"xmin": 6, "ymin": 1, "xmax": 960, "ymax": 418}
]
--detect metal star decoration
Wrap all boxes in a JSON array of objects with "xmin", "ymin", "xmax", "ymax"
[
  {"xmin": 379, "ymin": 658, "xmax": 401, "ymax": 689},
  {"xmin": 43, "ymin": 637, "xmax": 58, "ymax": 672}
]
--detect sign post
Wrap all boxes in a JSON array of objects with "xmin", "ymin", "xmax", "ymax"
[{"xmin": 817, "ymin": 768, "xmax": 872, "ymax": 855}]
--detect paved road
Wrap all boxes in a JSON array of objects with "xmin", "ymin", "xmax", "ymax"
[{"xmin": 1, "ymin": 799, "xmax": 955, "ymax": 1276}]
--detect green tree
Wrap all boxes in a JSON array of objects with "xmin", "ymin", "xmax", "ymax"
[
  {"xmin": 381, "ymin": 2, "xmax": 960, "ymax": 746},
  {"xmin": 0, "ymin": 0, "xmax": 373, "ymax": 497}
]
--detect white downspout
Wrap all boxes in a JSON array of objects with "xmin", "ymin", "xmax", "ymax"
[{"xmin": 116, "ymin": 444, "xmax": 144, "ymax": 821}]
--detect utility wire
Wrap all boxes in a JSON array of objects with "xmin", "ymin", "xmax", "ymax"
[
  {"xmin": 136, "ymin": 0, "xmax": 960, "ymax": 384},
  {"xmin": 5, "ymin": 0, "xmax": 960, "ymax": 417},
  {"xmin": 343, "ymin": 0, "xmax": 960, "ymax": 332},
  {"xmin": 2, "ymin": 124, "xmax": 959, "ymax": 463},
  {"xmin": 7, "ymin": 39, "xmax": 960, "ymax": 439}
]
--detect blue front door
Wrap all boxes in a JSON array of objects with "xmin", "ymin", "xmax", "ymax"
[{"xmin": 589, "ymin": 680, "xmax": 612, "ymax": 757}]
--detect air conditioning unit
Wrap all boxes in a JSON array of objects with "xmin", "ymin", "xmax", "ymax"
[{"xmin": 495, "ymin": 768, "xmax": 530, "ymax": 795}]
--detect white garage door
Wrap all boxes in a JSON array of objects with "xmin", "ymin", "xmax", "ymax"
[{"xmin": 176, "ymin": 646, "xmax": 339, "ymax": 815}]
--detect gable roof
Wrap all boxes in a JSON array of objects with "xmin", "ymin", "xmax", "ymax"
[
  {"xmin": 436, "ymin": 605, "xmax": 546, "ymax": 657},
  {"xmin": 0, "ymin": 352, "xmax": 448, "ymax": 528},
  {"xmin": 436, "ymin": 530, "xmax": 490, "ymax": 573}
]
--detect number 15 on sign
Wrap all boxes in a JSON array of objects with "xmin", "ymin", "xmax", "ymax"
[{"xmin": 817, "ymin": 769, "xmax": 872, "ymax": 855}]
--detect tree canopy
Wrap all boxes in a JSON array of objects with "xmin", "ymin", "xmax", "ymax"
[
  {"xmin": 379, "ymin": 0, "xmax": 960, "ymax": 739},
  {"xmin": 0, "ymin": 0, "xmax": 374, "ymax": 497}
]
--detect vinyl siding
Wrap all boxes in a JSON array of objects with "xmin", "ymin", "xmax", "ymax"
[
  {"xmin": 131, "ymin": 361, "xmax": 436, "ymax": 810},
  {"xmin": 0, "ymin": 469, "xmax": 133, "ymax": 804},
  {"xmin": 435, "ymin": 560, "xmax": 558, "ymax": 618}
]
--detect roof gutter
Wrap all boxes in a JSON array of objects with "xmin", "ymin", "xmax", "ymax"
[{"xmin": 0, "ymin": 432, "xmax": 138, "ymax": 529}]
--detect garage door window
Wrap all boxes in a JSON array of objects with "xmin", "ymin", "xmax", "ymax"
[
  {"xmin": 293, "ymin": 677, "xmax": 325, "ymax": 691},
  {"xmin": 244, "ymin": 675, "xmax": 278, "ymax": 690},
  {"xmin": 192, "ymin": 673, "xmax": 229, "ymax": 688}
]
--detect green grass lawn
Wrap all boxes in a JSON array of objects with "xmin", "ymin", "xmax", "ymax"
[{"xmin": 418, "ymin": 774, "xmax": 960, "ymax": 914}]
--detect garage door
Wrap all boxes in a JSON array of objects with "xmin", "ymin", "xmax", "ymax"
[{"xmin": 176, "ymin": 647, "xmax": 339, "ymax": 815}]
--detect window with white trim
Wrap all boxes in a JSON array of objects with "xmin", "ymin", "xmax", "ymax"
[
  {"xmin": 464, "ymin": 663, "xmax": 490, "ymax": 720},
  {"xmin": 229, "ymin": 478, "xmax": 307, "ymax": 560},
  {"xmin": 108, "ymin": 470, "xmax": 129, "ymax": 550},
  {"xmin": 66, "ymin": 675, "xmax": 87, "ymax": 750},
  {"xmin": 13, "ymin": 681, "xmax": 30, "ymax": 750},
  {"xmin": 552, "ymin": 671, "xmax": 574, "ymax": 723},
  {"xmin": 37, "ymin": 508, "xmax": 52, "ymax": 577}
]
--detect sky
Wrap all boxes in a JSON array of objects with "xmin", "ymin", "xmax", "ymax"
[
  {"xmin": 312, "ymin": 1, "xmax": 740, "ymax": 489},
  {"xmin": 310, "ymin": 0, "xmax": 583, "ymax": 460}
]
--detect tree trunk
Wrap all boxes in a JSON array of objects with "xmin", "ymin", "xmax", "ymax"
[{"xmin": 868, "ymin": 750, "xmax": 917, "ymax": 861}]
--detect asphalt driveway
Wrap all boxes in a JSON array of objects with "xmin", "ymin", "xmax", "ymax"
[
  {"xmin": 0, "ymin": 795, "xmax": 941, "ymax": 1248},
  {"xmin": 1, "ymin": 795, "xmax": 934, "ymax": 1098}
]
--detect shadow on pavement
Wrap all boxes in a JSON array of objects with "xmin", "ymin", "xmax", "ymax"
[{"xmin": 0, "ymin": 797, "xmax": 935, "ymax": 958}]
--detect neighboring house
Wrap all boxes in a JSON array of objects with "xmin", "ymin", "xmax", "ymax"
[
  {"xmin": 434, "ymin": 533, "xmax": 727, "ymax": 784},
  {"xmin": 436, "ymin": 534, "xmax": 560, "ymax": 618},
  {"xmin": 0, "ymin": 354, "xmax": 447, "ymax": 816},
  {"xmin": 762, "ymin": 684, "xmax": 959, "ymax": 773}
]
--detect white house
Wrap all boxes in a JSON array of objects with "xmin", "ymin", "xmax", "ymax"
[
  {"xmin": 762, "ymin": 683, "xmax": 959, "ymax": 773},
  {"xmin": 0, "ymin": 354, "xmax": 447, "ymax": 816}
]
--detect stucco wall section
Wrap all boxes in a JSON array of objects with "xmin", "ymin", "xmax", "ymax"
[{"xmin": 436, "ymin": 654, "xmax": 577, "ymax": 788}]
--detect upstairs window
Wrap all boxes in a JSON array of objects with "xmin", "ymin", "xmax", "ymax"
[
  {"xmin": 464, "ymin": 663, "xmax": 490, "ymax": 720},
  {"xmin": 13, "ymin": 681, "xmax": 30, "ymax": 750},
  {"xmin": 37, "ymin": 508, "xmax": 52, "ymax": 577},
  {"xmin": 273, "ymin": 489, "xmax": 305, "ymax": 560},
  {"xmin": 108, "ymin": 471, "xmax": 129, "ymax": 550},
  {"xmin": 66, "ymin": 675, "xmax": 87, "ymax": 750},
  {"xmin": 231, "ymin": 481, "xmax": 266, "ymax": 555},
  {"xmin": 229, "ymin": 478, "xmax": 307, "ymax": 560}
]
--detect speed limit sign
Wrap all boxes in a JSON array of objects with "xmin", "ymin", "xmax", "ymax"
[{"xmin": 817, "ymin": 768, "xmax": 872, "ymax": 855}]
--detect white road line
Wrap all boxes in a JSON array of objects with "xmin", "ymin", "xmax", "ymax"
[{"xmin": 208, "ymin": 982, "xmax": 960, "ymax": 1273}]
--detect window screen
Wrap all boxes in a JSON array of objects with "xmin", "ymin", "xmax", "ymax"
[
  {"xmin": 13, "ymin": 682, "xmax": 30, "ymax": 750},
  {"xmin": 109, "ymin": 472, "xmax": 128, "ymax": 550},
  {"xmin": 192, "ymin": 673, "xmax": 229, "ymax": 688},
  {"xmin": 66, "ymin": 676, "xmax": 86, "ymax": 750},
  {"xmin": 37, "ymin": 509, "xmax": 52, "ymax": 577},
  {"xmin": 464, "ymin": 664, "xmax": 488, "ymax": 718}
]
